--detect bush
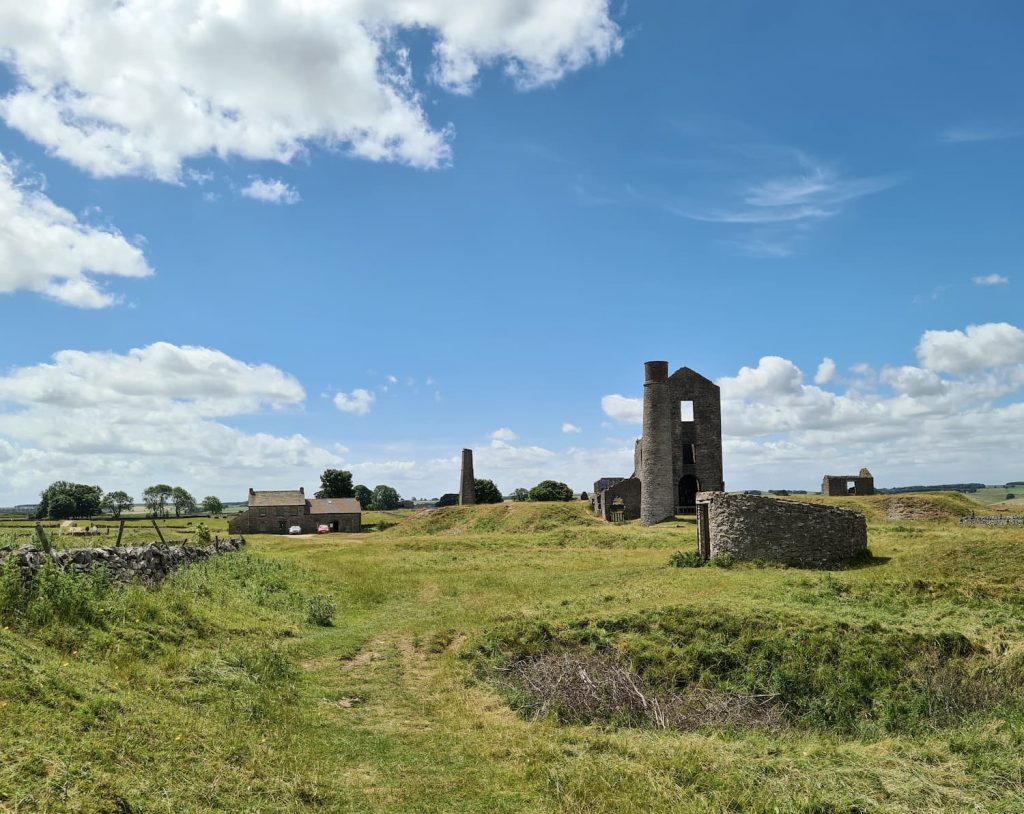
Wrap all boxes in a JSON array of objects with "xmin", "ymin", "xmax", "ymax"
[
  {"xmin": 669, "ymin": 550, "xmax": 704, "ymax": 568},
  {"xmin": 436, "ymin": 493, "xmax": 459, "ymax": 507},
  {"xmin": 708, "ymin": 553, "xmax": 736, "ymax": 569},
  {"xmin": 193, "ymin": 522, "xmax": 212, "ymax": 546},
  {"xmin": 474, "ymin": 479, "xmax": 503, "ymax": 504},
  {"xmin": 529, "ymin": 480, "xmax": 574, "ymax": 502},
  {"xmin": 306, "ymin": 594, "xmax": 336, "ymax": 626}
]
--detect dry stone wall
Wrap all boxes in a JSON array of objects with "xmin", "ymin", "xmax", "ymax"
[
  {"xmin": 0, "ymin": 538, "xmax": 246, "ymax": 584},
  {"xmin": 697, "ymin": 493, "xmax": 867, "ymax": 567},
  {"xmin": 960, "ymin": 515, "xmax": 1024, "ymax": 526}
]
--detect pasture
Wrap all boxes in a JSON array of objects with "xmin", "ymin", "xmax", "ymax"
[{"xmin": 1, "ymin": 496, "xmax": 1023, "ymax": 813}]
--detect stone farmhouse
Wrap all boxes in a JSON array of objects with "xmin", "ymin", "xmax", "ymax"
[
  {"xmin": 228, "ymin": 487, "xmax": 361, "ymax": 535},
  {"xmin": 822, "ymin": 468, "xmax": 875, "ymax": 496}
]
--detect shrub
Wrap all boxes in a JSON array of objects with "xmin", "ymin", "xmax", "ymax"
[
  {"xmin": 669, "ymin": 550, "xmax": 704, "ymax": 568},
  {"xmin": 306, "ymin": 594, "xmax": 336, "ymax": 626},
  {"xmin": 193, "ymin": 522, "xmax": 212, "ymax": 546},
  {"xmin": 708, "ymin": 553, "xmax": 736, "ymax": 569},
  {"xmin": 529, "ymin": 480, "xmax": 574, "ymax": 502},
  {"xmin": 474, "ymin": 479, "xmax": 503, "ymax": 504}
]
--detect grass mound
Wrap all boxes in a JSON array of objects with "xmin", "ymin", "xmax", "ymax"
[
  {"xmin": 473, "ymin": 605, "xmax": 1019, "ymax": 736},
  {"xmin": 390, "ymin": 501, "xmax": 602, "ymax": 537}
]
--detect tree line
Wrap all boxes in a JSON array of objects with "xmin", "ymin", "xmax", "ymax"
[{"xmin": 35, "ymin": 481, "xmax": 223, "ymax": 520}]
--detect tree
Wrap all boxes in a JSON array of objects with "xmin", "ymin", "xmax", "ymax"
[
  {"xmin": 511, "ymin": 488, "xmax": 530, "ymax": 503},
  {"xmin": 370, "ymin": 485, "xmax": 401, "ymax": 510},
  {"xmin": 143, "ymin": 484, "xmax": 173, "ymax": 517},
  {"xmin": 474, "ymin": 479, "xmax": 503, "ymax": 504},
  {"xmin": 316, "ymin": 469, "xmax": 354, "ymax": 499},
  {"xmin": 38, "ymin": 481, "xmax": 103, "ymax": 519},
  {"xmin": 101, "ymin": 490, "xmax": 134, "ymax": 518},
  {"xmin": 529, "ymin": 480, "xmax": 574, "ymax": 502},
  {"xmin": 172, "ymin": 487, "xmax": 197, "ymax": 517},
  {"xmin": 353, "ymin": 484, "xmax": 373, "ymax": 509},
  {"xmin": 436, "ymin": 493, "xmax": 459, "ymax": 507},
  {"xmin": 201, "ymin": 495, "xmax": 224, "ymax": 515},
  {"xmin": 580, "ymin": 491, "xmax": 589, "ymax": 501},
  {"xmin": 48, "ymin": 493, "xmax": 77, "ymax": 520}
]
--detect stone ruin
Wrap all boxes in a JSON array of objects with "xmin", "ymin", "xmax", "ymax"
[
  {"xmin": 459, "ymin": 448, "xmax": 476, "ymax": 505},
  {"xmin": 695, "ymin": 492, "xmax": 867, "ymax": 567},
  {"xmin": 0, "ymin": 537, "xmax": 246, "ymax": 584},
  {"xmin": 589, "ymin": 358, "xmax": 870, "ymax": 566},
  {"xmin": 822, "ymin": 468, "xmax": 875, "ymax": 496},
  {"xmin": 591, "ymin": 361, "xmax": 724, "ymax": 526}
]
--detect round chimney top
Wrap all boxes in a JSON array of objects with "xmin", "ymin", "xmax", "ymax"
[{"xmin": 644, "ymin": 361, "xmax": 669, "ymax": 383}]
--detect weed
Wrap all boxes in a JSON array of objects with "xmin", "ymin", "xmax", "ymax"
[
  {"xmin": 306, "ymin": 594, "xmax": 337, "ymax": 626},
  {"xmin": 668, "ymin": 550, "xmax": 704, "ymax": 568}
]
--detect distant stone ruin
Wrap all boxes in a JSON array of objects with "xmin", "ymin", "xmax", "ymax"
[
  {"xmin": 696, "ymin": 492, "xmax": 867, "ymax": 567},
  {"xmin": 459, "ymin": 448, "xmax": 476, "ymax": 506},
  {"xmin": 591, "ymin": 361, "xmax": 724, "ymax": 526},
  {"xmin": 822, "ymin": 468, "xmax": 875, "ymax": 496},
  {"xmin": 0, "ymin": 537, "xmax": 246, "ymax": 584}
]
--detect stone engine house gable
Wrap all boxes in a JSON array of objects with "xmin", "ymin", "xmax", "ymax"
[
  {"xmin": 822, "ymin": 468, "xmax": 875, "ymax": 496},
  {"xmin": 228, "ymin": 488, "xmax": 361, "ymax": 535},
  {"xmin": 695, "ymin": 492, "xmax": 868, "ymax": 568}
]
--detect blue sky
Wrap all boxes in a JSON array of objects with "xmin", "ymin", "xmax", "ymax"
[{"xmin": 1, "ymin": 1, "xmax": 1023, "ymax": 503}]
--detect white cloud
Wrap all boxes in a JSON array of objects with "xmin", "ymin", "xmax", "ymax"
[
  {"xmin": 940, "ymin": 123, "xmax": 1024, "ymax": 144},
  {"xmin": 334, "ymin": 388, "xmax": 375, "ymax": 416},
  {"xmin": 601, "ymin": 394, "xmax": 642, "ymax": 424},
  {"xmin": 562, "ymin": 422, "xmax": 582, "ymax": 434},
  {"xmin": 0, "ymin": 2, "xmax": 621, "ymax": 182},
  {"xmin": 387, "ymin": 375, "xmax": 398, "ymax": 384},
  {"xmin": 973, "ymin": 273, "xmax": 1009, "ymax": 286},
  {"xmin": 490, "ymin": 427, "xmax": 519, "ymax": 442},
  {"xmin": 814, "ymin": 357, "xmax": 836, "ymax": 385},
  {"xmin": 916, "ymin": 323, "xmax": 1024, "ymax": 375},
  {"xmin": 241, "ymin": 177, "xmax": 301, "ymax": 205},
  {"xmin": 0, "ymin": 343, "xmax": 342, "ymax": 500},
  {"xmin": 0, "ymin": 152, "xmax": 151, "ymax": 307},
  {"xmin": 676, "ymin": 151, "xmax": 899, "ymax": 258}
]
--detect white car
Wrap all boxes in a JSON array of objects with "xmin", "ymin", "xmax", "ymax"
[
  {"xmin": 288, "ymin": 525, "xmax": 302, "ymax": 535},
  {"xmin": 317, "ymin": 524, "xmax": 330, "ymax": 534}
]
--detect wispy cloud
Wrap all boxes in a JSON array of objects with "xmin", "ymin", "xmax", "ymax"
[
  {"xmin": 973, "ymin": 273, "xmax": 1010, "ymax": 286},
  {"xmin": 672, "ymin": 151, "xmax": 900, "ymax": 258},
  {"xmin": 940, "ymin": 122, "xmax": 1024, "ymax": 144}
]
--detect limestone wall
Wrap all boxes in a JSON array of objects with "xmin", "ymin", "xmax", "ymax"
[
  {"xmin": 960, "ymin": 515, "xmax": 1024, "ymax": 526},
  {"xmin": 697, "ymin": 493, "xmax": 867, "ymax": 567},
  {"xmin": 0, "ymin": 538, "xmax": 246, "ymax": 584}
]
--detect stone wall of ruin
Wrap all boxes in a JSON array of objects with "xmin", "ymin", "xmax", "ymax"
[{"xmin": 698, "ymin": 493, "xmax": 867, "ymax": 567}]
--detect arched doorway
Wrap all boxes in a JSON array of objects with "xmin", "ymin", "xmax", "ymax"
[{"xmin": 678, "ymin": 475, "xmax": 700, "ymax": 514}]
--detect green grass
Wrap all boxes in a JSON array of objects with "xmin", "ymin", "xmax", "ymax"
[
  {"xmin": 963, "ymin": 486, "xmax": 1024, "ymax": 509},
  {"xmin": 2, "ymin": 497, "xmax": 1024, "ymax": 812}
]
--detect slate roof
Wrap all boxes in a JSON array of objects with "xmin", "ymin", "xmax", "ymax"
[
  {"xmin": 248, "ymin": 489, "xmax": 306, "ymax": 508},
  {"xmin": 308, "ymin": 498, "xmax": 361, "ymax": 515}
]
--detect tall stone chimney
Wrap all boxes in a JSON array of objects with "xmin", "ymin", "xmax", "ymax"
[
  {"xmin": 459, "ymin": 448, "xmax": 476, "ymax": 505},
  {"xmin": 640, "ymin": 361, "xmax": 675, "ymax": 525}
]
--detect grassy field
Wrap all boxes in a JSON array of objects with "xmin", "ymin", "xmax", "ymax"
[
  {"xmin": 1, "ymin": 496, "xmax": 1023, "ymax": 812},
  {"xmin": 963, "ymin": 486, "xmax": 1024, "ymax": 509}
]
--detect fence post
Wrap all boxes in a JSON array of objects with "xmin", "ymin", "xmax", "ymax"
[
  {"xmin": 116, "ymin": 520, "xmax": 125, "ymax": 546},
  {"xmin": 151, "ymin": 518, "xmax": 166, "ymax": 543}
]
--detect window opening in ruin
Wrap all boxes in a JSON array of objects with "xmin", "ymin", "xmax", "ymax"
[
  {"xmin": 678, "ymin": 474, "xmax": 700, "ymax": 514},
  {"xmin": 847, "ymin": 480, "xmax": 856, "ymax": 494},
  {"xmin": 682, "ymin": 443, "xmax": 696, "ymax": 465},
  {"xmin": 680, "ymin": 400, "xmax": 694, "ymax": 422}
]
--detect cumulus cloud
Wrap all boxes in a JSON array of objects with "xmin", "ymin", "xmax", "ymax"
[
  {"xmin": 0, "ymin": 2, "xmax": 621, "ymax": 181},
  {"xmin": 490, "ymin": 427, "xmax": 519, "ymax": 442},
  {"xmin": 241, "ymin": 177, "xmax": 301, "ymax": 205},
  {"xmin": 600, "ymin": 394, "xmax": 642, "ymax": 425},
  {"xmin": 916, "ymin": 323, "xmax": 1024, "ymax": 374},
  {"xmin": 334, "ymin": 388, "xmax": 375, "ymax": 416},
  {"xmin": 0, "ymin": 343, "xmax": 342, "ymax": 500},
  {"xmin": 562, "ymin": 422, "xmax": 582, "ymax": 434},
  {"xmin": 973, "ymin": 273, "xmax": 1009, "ymax": 286},
  {"xmin": 814, "ymin": 357, "xmax": 836, "ymax": 385},
  {"xmin": 0, "ymin": 152, "xmax": 152, "ymax": 307}
]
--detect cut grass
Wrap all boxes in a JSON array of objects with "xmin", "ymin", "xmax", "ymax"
[{"xmin": 1, "ymin": 496, "xmax": 1024, "ymax": 812}]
